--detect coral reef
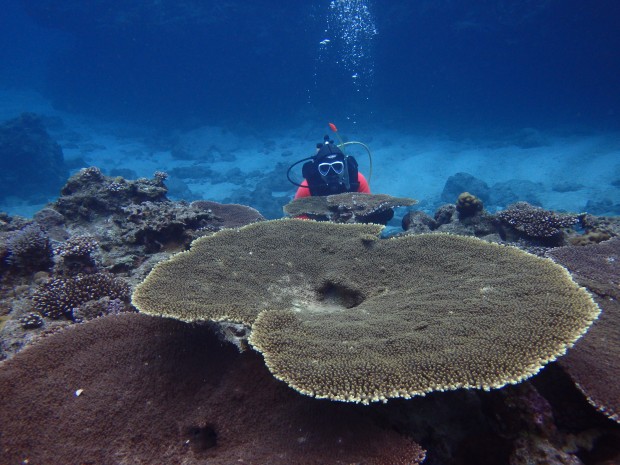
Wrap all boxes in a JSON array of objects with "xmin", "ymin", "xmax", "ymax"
[
  {"xmin": 401, "ymin": 203, "xmax": 498, "ymax": 240},
  {"xmin": 547, "ymin": 237, "xmax": 620, "ymax": 423},
  {"xmin": 402, "ymin": 200, "xmax": 614, "ymax": 251},
  {"xmin": 133, "ymin": 219, "xmax": 599, "ymax": 404},
  {"xmin": 284, "ymin": 192, "xmax": 417, "ymax": 224},
  {"xmin": 435, "ymin": 203, "xmax": 457, "ymax": 226},
  {"xmin": 55, "ymin": 167, "xmax": 168, "ymax": 221},
  {"xmin": 0, "ymin": 313, "xmax": 425, "ymax": 465},
  {"xmin": 32, "ymin": 273, "xmax": 130, "ymax": 319},
  {"xmin": 402, "ymin": 210, "xmax": 437, "ymax": 234},
  {"xmin": 0, "ymin": 113, "xmax": 68, "ymax": 202},
  {"xmin": 455, "ymin": 191, "xmax": 483, "ymax": 218},
  {"xmin": 118, "ymin": 200, "xmax": 215, "ymax": 252},
  {"xmin": 4, "ymin": 223, "xmax": 53, "ymax": 273},
  {"xmin": 568, "ymin": 230, "xmax": 612, "ymax": 246},
  {"xmin": 580, "ymin": 214, "xmax": 620, "ymax": 238},
  {"xmin": 0, "ymin": 169, "xmax": 268, "ymax": 360},
  {"xmin": 53, "ymin": 234, "xmax": 99, "ymax": 275},
  {"xmin": 50, "ymin": 168, "xmax": 265, "ymax": 256},
  {"xmin": 1, "ymin": 166, "xmax": 619, "ymax": 464},
  {"xmin": 497, "ymin": 202, "xmax": 581, "ymax": 245}
]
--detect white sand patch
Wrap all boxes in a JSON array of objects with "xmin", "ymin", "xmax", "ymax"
[{"xmin": 1, "ymin": 89, "xmax": 619, "ymax": 217}]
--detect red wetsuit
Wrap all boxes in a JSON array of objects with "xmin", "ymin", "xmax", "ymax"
[{"xmin": 294, "ymin": 173, "xmax": 371, "ymax": 199}]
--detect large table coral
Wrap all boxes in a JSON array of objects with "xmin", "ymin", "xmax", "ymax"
[{"xmin": 132, "ymin": 219, "xmax": 600, "ymax": 404}]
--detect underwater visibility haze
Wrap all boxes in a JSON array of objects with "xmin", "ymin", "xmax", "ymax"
[
  {"xmin": 0, "ymin": 0, "xmax": 619, "ymax": 216},
  {"xmin": 1, "ymin": 1, "xmax": 620, "ymax": 464}
]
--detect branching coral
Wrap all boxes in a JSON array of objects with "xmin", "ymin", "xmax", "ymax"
[
  {"xmin": 33, "ymin": 272, "xmax": 130, "ymax": 319},
  {"xmin": 54, "ymin": 235, "xmax": 99, "ymax": 275},
  {"xmin": 5, "ymin": 223, "xmax": 53, "ymax": 273},
  {"xmin": 497, "ymin": 202, "xmax": 580, "ymax": 239}
]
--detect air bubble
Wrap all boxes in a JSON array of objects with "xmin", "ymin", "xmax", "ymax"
[{"xmin": 312, "ymin": 0, "xmax": 378, "ymax": 112}]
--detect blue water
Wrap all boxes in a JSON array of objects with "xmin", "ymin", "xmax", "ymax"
[{"xmin": 1, "ymin": 0, "xmax": 619, "ymax": 217}]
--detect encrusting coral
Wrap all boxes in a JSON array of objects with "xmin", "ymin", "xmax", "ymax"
[
  {"xmin": 133, "ymin": 219, "xmax": 600, "ymax": 404},
  {"xmin": 0, "ymin": 313, "xmax": 425, "ymax": 465},
  {"xmin": 547, "ymin": 237, "xmax": 620, "ymax": 423}
]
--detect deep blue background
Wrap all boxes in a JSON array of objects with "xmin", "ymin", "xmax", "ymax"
[{"xmin": 2, "ymin": 0, "xmax": 619, "ymax": 132}]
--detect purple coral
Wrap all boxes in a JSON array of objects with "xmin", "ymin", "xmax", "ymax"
[
  {"xmin": 153, "ymin": 170, "xmax": 168, "ymax": 183},
  {"xmin": 6, "ymin": 223, "xmax": 53, "ymax": 272},
  {"xmin": 32, "ymin": 272, "xmax": 130, "ymax": 319},
  {"xmin": 18, "ymin": 312, "xmax": 44, "ymax": 329},
  {"xmin": 106, "ymin": 298, "xmax": 126, "ymax": 315},
  {"xmin": 54, "ymin": 235, "xmax": 99, "ymax": 275},
  {"xmin": 497, "ymin": 202, "xmax": 579, "ymax": 238}
]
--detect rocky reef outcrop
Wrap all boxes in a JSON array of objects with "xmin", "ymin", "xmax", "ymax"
[{"xmin": 0, "ymin": 113, "xmax": 68, "ymax": 203}]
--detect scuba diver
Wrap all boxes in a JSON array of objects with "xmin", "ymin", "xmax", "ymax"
[{"xmin": 287, "ymin": 124, "xmax": 372, "ymax": 198}]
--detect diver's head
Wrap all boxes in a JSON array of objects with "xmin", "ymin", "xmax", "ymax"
[
  {"xmin": 317, "ymin": 152, "xmax": 345, "ymax": 179},
  {"xmin": 315, "ymin": 141, "xmax": 347, "ymax": 187}
]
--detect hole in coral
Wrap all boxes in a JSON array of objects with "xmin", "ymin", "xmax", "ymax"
[
  {"xmin": 317, "ymin": 282, "xmax": 364, "ymax": 309},
  {"xmin": 183, "ymin": 423, "xmax": 217, "ymax": 452}
]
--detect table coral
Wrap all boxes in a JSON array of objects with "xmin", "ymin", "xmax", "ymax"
[
  {"xmin": 133, "ymin": 219, "xmax": 600, "ymax": 403},
  {"xmin": 284, "ymin": 192, "xmax": 417, "ymax": 223}
]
